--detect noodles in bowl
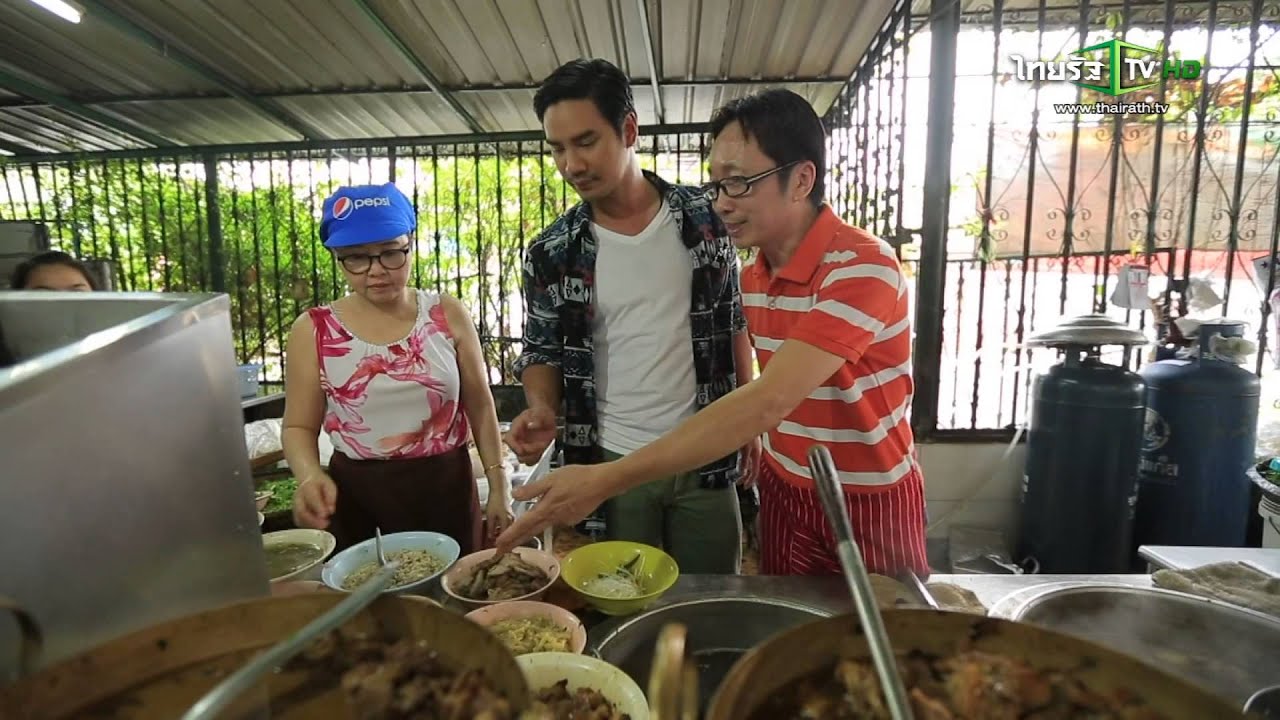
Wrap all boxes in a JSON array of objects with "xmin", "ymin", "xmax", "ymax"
[
  {"xmin": 561, "ymin": 542, "xmax": 679, "ymax": 616},
  {"xmin": 321, "ymin": 531, "xmax": 460, "ymax": 595},
  {"xmin": 466, "ymin": 601, "xmax": 587, "ymax": 656},
  {"xmin": 341, "ymin": 549, "xmax": 446, "ymax": 590},
  {"xmin": 581, "ymin": 572, "xmax": 644, "ymax": 599}
]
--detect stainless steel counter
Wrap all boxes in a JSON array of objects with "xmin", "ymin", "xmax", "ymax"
[
  {"xmin": 620, "ymin": 572, "xmax": 1149, "ymax": 614},
  {"xmin": 1139, "ymin": 545, "xmax": 1280, "ymax": 575},
  {"xmin": 428, "ymin": 572, "xmax": 1154, "ymax": 626},
  {"xmin": 579, "ymin": 572, "xmax": 1153, "ymax": 642}
]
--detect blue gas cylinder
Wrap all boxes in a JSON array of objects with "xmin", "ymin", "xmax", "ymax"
[
  {"xmin": 1134, "ymin": 320, "xmax": 1261, "ymax": 548},
  {"xmin": 1017, "ymin": 315, "xmax": 1150, "ymax": 574},
  {"xmin": 1018, "ymin": 352, "xmax": 1146, "ymax": 573}
]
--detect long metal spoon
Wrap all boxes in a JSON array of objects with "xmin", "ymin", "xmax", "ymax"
[
  {"xmin": 808, "ymin": 444, "xmax": 914, "ymax": 720},
  {"xmin": 180, "ymin": 527, "xmax": 401, "ymax": 720},
  {"xmin": 903, "ymin": 570, "xmax": 940, "ymax": 610}
]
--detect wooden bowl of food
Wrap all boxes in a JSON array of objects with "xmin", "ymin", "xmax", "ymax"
[
  {"xmin": 697, "ymin": 610, "xmax": 1244, "ymax": 720},
  {"xmin": 0, "ymin": 593, "xmax": 531, "ymax": 720},
  {"xmin": 441, "ymin": 547, "xmax": 560, "ymax": 609},
  {"xmin": 466, "ymin": 601, "xmax": 587, "ymax": 656}
]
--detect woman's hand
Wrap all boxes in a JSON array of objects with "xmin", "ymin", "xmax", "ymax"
[
  {"xmin": 293, "ymin": 472, "xmax": 338, "ymax": 529},
  {"xmin": 484, "ymin": 492, "xmax": 514, "ymax": 545}
]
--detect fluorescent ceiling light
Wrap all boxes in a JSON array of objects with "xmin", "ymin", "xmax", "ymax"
[{"xmin": 28, "ymin": 0, "xmax": 83, "ymax": 24}]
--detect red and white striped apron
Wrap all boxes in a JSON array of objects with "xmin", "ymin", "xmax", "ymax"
[{"xmin": 757, "ymin": 460, "xmax": 930, "ymax": 578}]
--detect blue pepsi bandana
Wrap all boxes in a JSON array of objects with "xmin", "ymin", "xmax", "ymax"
[{"xmin": 320, "ymin": 183, "xmax": 416, "ymax": 248}]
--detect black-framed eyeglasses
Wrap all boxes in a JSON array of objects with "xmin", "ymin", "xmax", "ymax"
[
  {"xmin": 701, "ymin": 160, "xmax": 802, "ymax": 202},
  {"xmin": 335, "ymin": 246, "xmax": 411, "ymax": 274}
]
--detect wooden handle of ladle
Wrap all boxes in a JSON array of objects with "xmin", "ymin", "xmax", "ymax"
[
  {"xmin": 0, "ymin": 594, "xmax": 43, "ymax": 681},
  {"xmin": 648, "ymin": 623, "xmax": 698, "ymax": 720}
]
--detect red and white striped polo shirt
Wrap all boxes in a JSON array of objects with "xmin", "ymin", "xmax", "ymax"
[{"xmin": 742, "ymin": 205, "xmax": 917, "ymax": 492}]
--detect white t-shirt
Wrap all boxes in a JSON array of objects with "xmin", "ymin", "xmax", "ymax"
[{"xmin": 591, "ymin": 205, "xmax": 698, "ymax": 455}]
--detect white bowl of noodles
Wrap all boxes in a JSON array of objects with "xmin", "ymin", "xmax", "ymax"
[{"xmin": 320, "ymin": 531, "xmax": 460, "ymax": 595}]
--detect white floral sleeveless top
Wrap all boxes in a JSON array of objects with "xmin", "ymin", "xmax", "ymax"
[{"xmin": 308, "ymin": 290, "xmax": 469, "ymax": 460}]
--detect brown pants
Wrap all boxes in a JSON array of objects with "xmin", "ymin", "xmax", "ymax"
[{"xmin": 328, "ymin": 445, "xmax": 482, "ymax": 555}]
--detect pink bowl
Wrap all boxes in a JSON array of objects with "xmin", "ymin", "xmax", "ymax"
[
  {"xmin": 465, "ymin": 600, "xmax": 587, "ymax": 655},
  {"xmin": 441, "ymin": 547, "xmax": 561, "ymax": 608}
]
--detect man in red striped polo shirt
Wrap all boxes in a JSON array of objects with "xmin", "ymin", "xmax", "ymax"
[{"xmin": 496, "ymin": 89, "xmax": 929, "ymax": 578}]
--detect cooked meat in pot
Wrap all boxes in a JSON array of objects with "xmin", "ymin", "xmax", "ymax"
[
  {"xmin": 751, "ymin": 649, "xmax": 1168, "ymax": 720},
  {"xmin": 290, "ymin": 627, "xmax": 515, "ymax": 720}
]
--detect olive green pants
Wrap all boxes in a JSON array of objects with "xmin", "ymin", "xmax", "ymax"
[{"xmin": 600, "ymin": 448, "xmax": 742, "ymax": 574}]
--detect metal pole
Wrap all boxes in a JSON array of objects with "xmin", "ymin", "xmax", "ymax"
[
  {"xmin": 910, "ymin": 0, "xmax": 960, "ymax": 439},
  {"xmin": 203, "ymin": 154, "xmax": 227, "ymax": 293}
]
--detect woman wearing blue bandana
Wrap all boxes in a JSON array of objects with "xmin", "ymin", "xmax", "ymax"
[{"xmin": 281, "ymin": 183, "xmax": 511, "ymax": 554}]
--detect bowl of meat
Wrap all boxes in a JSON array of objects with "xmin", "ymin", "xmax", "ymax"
[
  {"xmin": 518, "ymin": 651, "xmax": 648, "ymax": 720},
  {"xmin": 321, "ymin": 531, "xmax": 460, "ymax": 595},
  {"xmin": 441, "ymin": 547, "xmax": 560, "ymax": 609},
  {"xmin": 466, "ymin": 601, "xmax": 587, "ymax": 656}
]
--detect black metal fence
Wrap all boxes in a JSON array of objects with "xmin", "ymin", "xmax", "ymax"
[
  {"xmin": 2, "ymin": 0, "xmax": 1274, "ymax": 440},
  {"xmin": 0, "ymin": 132, "xmax": 712, "ymax": 386},
  {"xmin": 827, "ymin": 0, "xmax": 1280, "ymax": 437}
]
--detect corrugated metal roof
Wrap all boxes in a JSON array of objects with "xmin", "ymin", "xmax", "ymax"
[{"xmin": 0, "ymin": 0, "xmax": 893, "ymax": 156}]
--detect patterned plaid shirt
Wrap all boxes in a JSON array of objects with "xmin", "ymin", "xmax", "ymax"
[{"xmin": 513, "ymin": 171, "xmax": 747, "ymax": 489}]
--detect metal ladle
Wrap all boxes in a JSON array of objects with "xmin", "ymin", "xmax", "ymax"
[
  {"xmin": 808, "ymin": 444, "xmax": 914, "ymax": 720},
  {"xmin": 180, "ymin": 527, "xmax": 402, "ymax": 720}
]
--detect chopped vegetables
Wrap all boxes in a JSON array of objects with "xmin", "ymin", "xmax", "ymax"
[{"xmin": 259, "ymin": 476, "xmax": 297, "ymax": 515}]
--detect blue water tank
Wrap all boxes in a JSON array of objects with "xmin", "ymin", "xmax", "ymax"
[
  {"xmin": 1134, "ymin": 320, "xmax": 1261, "ymax": 548},
  {"xmin": 1018, "ymin": 352, "xmax": 1147, "ymax": 573}
]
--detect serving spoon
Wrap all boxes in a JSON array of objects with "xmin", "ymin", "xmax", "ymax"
[
  {"xmin": 180, "ymin": 527, "xmax": 401, "ymax": 720},
  {"xmin": 808, "ymin": 444, "xmax": 914, "ymax": 720}
]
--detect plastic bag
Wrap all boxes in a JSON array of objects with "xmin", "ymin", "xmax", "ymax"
[
  {"xmin": 244, "ymin": 418, "xmax": 283, "ymax": 459},
  {"xmin": 243, "ymin": 418, "xmax": 335, "ymax": 467}
]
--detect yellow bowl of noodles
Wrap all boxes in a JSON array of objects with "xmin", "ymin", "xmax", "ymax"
[{"xmin": 560, "ymin": 541, "xmax": 679, "ymax": 616}]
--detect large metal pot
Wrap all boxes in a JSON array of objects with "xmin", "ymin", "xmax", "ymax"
[
  {"xmin": 669, "ymin": 609, "xmax": 1244, "ymax": 719},
  {"xmin": 0, "ymin": 593, "xmax": 530, "ymax": 720},
  {"xmin": 590, "ymin": 597, "xmax": 829, "ymax": 715},
  {"xmin": 991, "ymin": 583, "xmax": 1280, "ymax": 705}
]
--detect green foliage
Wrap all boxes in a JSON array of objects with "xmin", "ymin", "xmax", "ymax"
[{"xmin": 0, "ymin": 154, "xmax": 573, "ymax": 381}]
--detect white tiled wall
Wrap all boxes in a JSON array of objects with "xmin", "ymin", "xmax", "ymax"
[{"xmin": 918, "ymin": 441, "xmax": 1027, "ymax": 540}]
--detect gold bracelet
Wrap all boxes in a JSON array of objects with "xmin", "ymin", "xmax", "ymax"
[{"xmin": 483, "ymin": 462, "xmax": 504, "ymax": 475}]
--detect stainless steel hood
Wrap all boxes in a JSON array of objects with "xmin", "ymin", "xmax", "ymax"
[{"xmin": 0, "ymin": 291, "xmax": 269, "ymax": 682}]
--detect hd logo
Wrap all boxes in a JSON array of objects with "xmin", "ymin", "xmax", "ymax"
[{"xmin": 332, "ymin": 195, "xmax": 391, "ymax": 221}]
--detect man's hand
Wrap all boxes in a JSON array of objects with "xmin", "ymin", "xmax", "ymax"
[
  {"xmin": 504, "ymin": 405, "xmax": 558, "ymax": 465},
  {"xmin": 493, "ymin": 464, "xmax": 614, "ymax": 554},
  {"xmin": 737, "ymin": 436, "xmax": 762, "ymax": 489}
]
